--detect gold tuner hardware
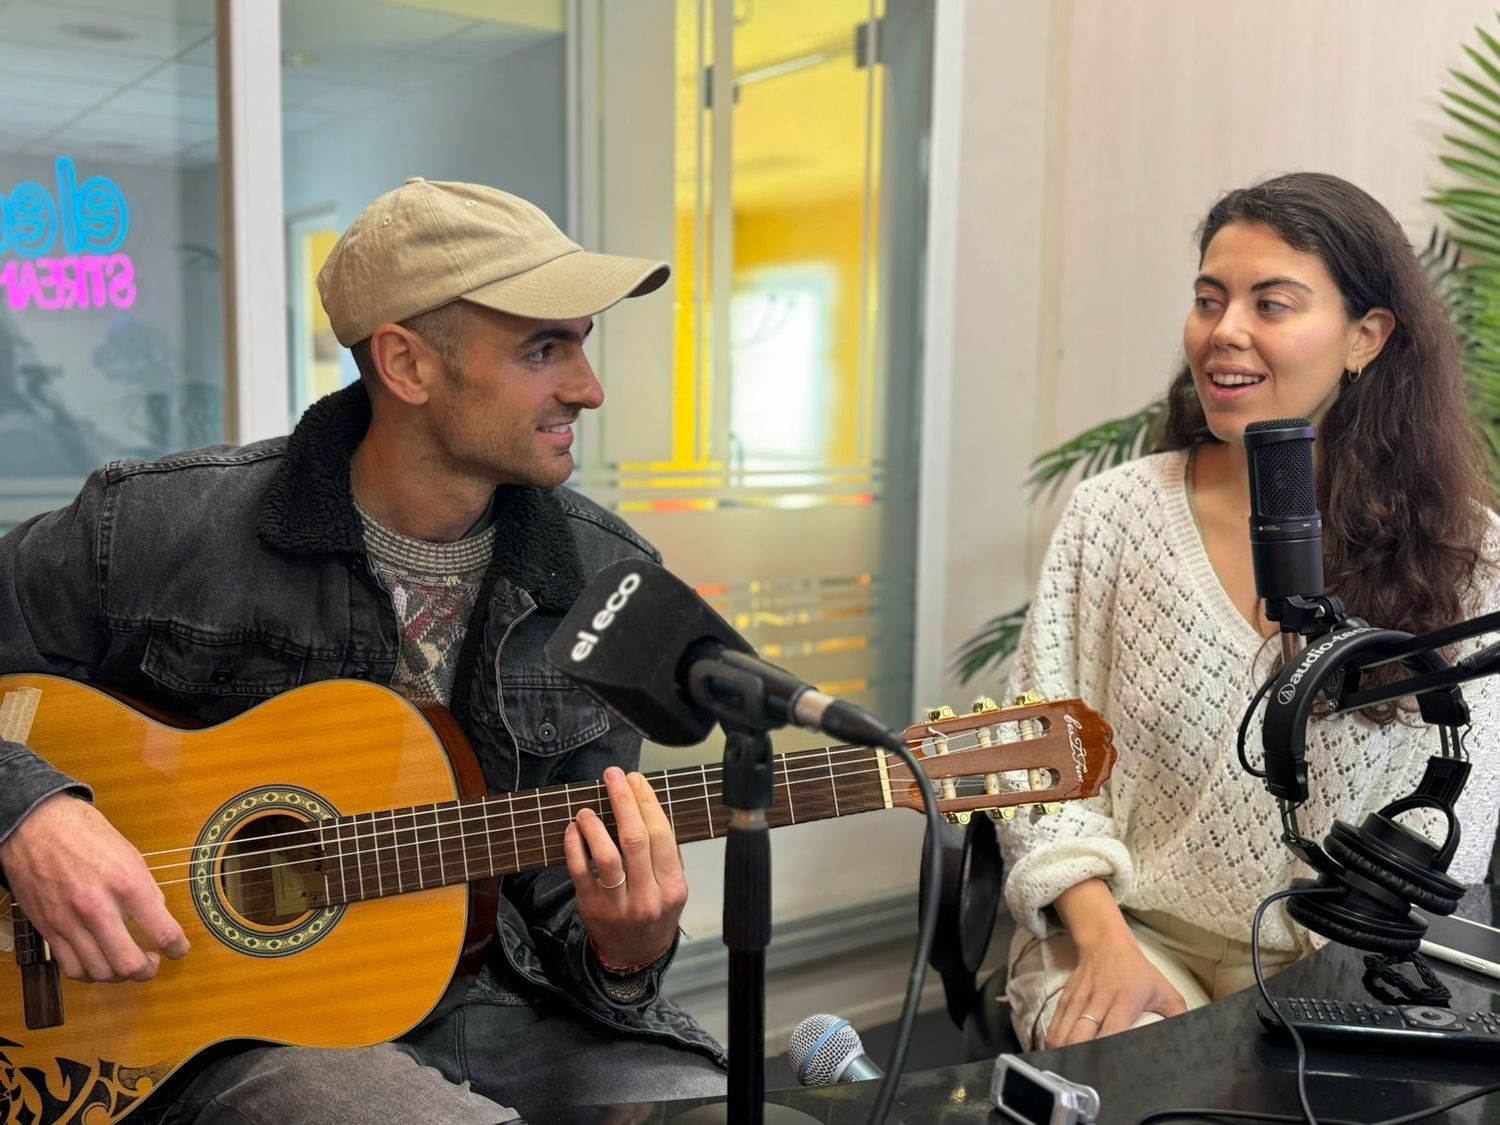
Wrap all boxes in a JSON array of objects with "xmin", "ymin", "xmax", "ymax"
[
  {"xmin": 945, "ymin": 811, "xmax": 971, "ymax": 826},
  {"xmin": 970, "ymin": 696, "xmax": 999, "ymax": 714},
  {"xmin": 1040, "ymin": 802, "xmax": 1062, "ymax": 816},
  {"xmin": 990, "ymin": 808, "xmax": 1017, "ymax": 821},
  {"xmin": 1011, "ymin": 690, "xmax": 1043, "ymax": 707},
  {"xmin": 925, "ymin": 705, "xmax": 957, "ymax": 722}
]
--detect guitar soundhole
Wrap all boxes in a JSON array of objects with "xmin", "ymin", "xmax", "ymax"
[{"xmin": 219, "ymin": 813, "xmax": 328, "ymax": 927}]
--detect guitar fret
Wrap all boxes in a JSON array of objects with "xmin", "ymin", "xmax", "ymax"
[
  {"xmin": 661, "ymin": 770, "xmax": 675, "ymax": 834},
  {"xmin": 781, "ymin": 755, "xmax": 796, "ymax": 824},
  {"xmin": 374, "ymin": 812, "xmax": 389, "ymax": 898},
  {"xmin": 827, "ymin": 750, "xmax": 841, "ymax": 818},
  {"xmin": 509, "ymin": 793, "xmax": 522, "ymax": 873},
  {"xmin": 426, "ymin": 805, "xmax": 444, "ymax": 887},
  {"xmin": 482, "ymin": 798, "xmax": 497, "ymax": 881},
  {"xmin": 353, "ymin": 811, "xmax": 369, "ymax": 900},
  {"xmin": 399, "ymin": 806, "xmax": 419, "ymax": 892},
  {"xmin": 316, "ymin": 820, "xmax": 335, "ymax": 906},
  {"xmin": 536, "ymin": 791, "xmax": 547, "ymax": 866}
]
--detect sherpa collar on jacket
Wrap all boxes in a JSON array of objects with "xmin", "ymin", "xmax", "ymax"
[{"xmin": 256, "ymin": 382, "xmax": 587, "ymax": 610}]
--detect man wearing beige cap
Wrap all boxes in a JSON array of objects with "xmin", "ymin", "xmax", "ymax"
[{"xmin": 0, "ymin": 178, "xmax": 726, "ymax": 1123}]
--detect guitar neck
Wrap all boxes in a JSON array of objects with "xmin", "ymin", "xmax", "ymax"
[{"xmin": 319, "ymin": 744, "xmax": 889, "ymax": 906}]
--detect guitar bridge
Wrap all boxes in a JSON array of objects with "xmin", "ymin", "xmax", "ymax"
[{"xmin": 11, "ymin": 904, "xmax": 64, "ymax": 1029}]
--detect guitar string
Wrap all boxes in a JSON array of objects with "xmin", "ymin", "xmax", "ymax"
[
  {"xmin": 136, "ymin": 728, "xmax": 1063, "ymax": 878},
  {"xmin": 0, "ymin": 727, "xmax": 1072, "ymax": 929},
  {"xmin": 124, "ymin": 728, "xmax": 1011, "ymax": 865},
  {"xmin": 149, "ymin": 754, "xmax": 1054, "ymax": 893},
  {"xmin": 0, "ymin": 768, "xmax": 1068, "ymax": 954},
  {"xmin": 151, "ymin": 772, "xmax": 1067, "ymax": 915}
]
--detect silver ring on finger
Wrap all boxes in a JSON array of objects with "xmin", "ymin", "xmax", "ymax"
[
  {"xmin": 597, "ymin": 873, "xmax": 626, "ymax": 890},
  {"xmin": 1078, "ymin": 1012, "xmax": 1102, "ymax": 1026}
]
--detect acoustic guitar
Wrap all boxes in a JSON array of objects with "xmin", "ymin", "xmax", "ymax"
[{"xmin": 0, "ymin": 673, "xmax": 1115, "ymax": 1124}]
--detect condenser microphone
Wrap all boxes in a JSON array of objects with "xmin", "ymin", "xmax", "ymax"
[
  {"xmin": 787, "ymin": 1014, "xmax": 884, "ymax": 1086},
  {"xmin": 544, "ymin": 559, "xmax": 903, "ymax": 750},
  {"xmin": 1243, "ymin": 417, "xmax": 1322, "ymax": 618}
]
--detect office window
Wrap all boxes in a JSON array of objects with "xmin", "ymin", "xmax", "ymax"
[{"xmin": 0, "ymin": 0, "xmax": 222, "ymax": 533}]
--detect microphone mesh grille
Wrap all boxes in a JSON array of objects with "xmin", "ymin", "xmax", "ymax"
[
  {"xmin": 786, "ymin": 1014, "xmax": 862, "ymax": 1087},
  {"xmin": 1246, "ymin": 420, "xmax": 1317, "ymax": 519}
]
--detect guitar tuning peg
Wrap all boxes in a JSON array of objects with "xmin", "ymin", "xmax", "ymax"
[
  {"xmin": 945, "ymin": 811, "xmax": 971, "ymax": 826},
  {"xmin": 970, "ymin": 696, "xmax": 999, "ymax": 714},
  {"xmin": 989, "ymin": 808, "xmax": 1017, "ymax": 822},
  {"xmin": 1038, "ymin": 802, "xmax": 1062, "ymax": 816},
  {"xmin": 925, "ymin": 705, "xmax": 957, "ymax": 722},
  {"xmin": 1011, "ymin": 690, "xmax": 1044, "ymax": 707}
]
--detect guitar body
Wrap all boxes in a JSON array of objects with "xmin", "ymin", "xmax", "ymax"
[{"xmin": 0, "ymin": 674, "xmax": 496, "ymax": 1125}]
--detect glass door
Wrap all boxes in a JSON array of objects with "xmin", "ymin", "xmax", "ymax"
[{"xmin": 574, "ymin": 0, "xmax": 933, "ymax": 765}]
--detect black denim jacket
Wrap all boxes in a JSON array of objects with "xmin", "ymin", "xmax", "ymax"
[{"xmin": 0, "ymin": 383, "xmax": 723, "ymax": 1063}]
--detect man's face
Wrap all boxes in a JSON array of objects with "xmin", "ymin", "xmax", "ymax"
[{"xmin": 427, "ymin": 306, "xmax": 603, "ymax": 489}]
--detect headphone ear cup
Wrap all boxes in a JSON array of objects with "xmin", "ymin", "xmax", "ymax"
[
  {"xmin": 1286, "ymin": 887, "xmax": 1424, "ymax": 954},
  {"xmin": 1325, "ymin": 817, "xmax": 1465, "ymax": 916}
]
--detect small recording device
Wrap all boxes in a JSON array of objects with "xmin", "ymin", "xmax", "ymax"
[
  {"xmin": 1417, "ymin": 911, "xmax": 1500, "ymax": 981},
  {"xmin": 990, "ymin": 1053, "xmax": 1101, "ymax": 1125}
]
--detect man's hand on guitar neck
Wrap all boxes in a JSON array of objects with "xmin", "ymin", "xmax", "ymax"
[
  {"xmin": 563, "ymin": 767, "xmax": 685, "ymax": 972},
  {"xmin": 0, "ymin": 793, "xmax": 190, "ymax": 982}
]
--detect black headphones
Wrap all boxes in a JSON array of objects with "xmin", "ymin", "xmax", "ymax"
[{"xmin": 1255, "ymin": 625, "xmax": 1472, "ymax": 954}]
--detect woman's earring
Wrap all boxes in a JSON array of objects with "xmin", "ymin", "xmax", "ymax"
[{"xmin": 1345, "ymin": 365, "xmax": 1364, "ymax": 383}]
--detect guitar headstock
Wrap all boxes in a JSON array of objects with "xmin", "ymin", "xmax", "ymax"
[{"xmin": 885, "ymin": 692, "xmax": 1116, "ymax": 823}]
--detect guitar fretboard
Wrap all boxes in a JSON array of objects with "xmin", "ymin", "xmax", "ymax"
[{"xmin": 312, "ymin": 744, "xmax": 889, "ymax": 906}]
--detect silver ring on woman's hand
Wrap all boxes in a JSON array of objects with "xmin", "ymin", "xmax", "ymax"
[
  {"xmin": 597, "ymin": 873, "xmax": 626, "ymax": 890},
  {"xmin": 1078, "ymin": 1013, "xmax": 1102, "ymax": 1026}
]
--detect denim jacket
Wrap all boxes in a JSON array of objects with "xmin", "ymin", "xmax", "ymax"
[{"xmin": 0, "ymin": 383, "xmax": 723, "ymax": 1064}]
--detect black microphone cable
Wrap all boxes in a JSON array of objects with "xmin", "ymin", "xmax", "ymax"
[
  {"xmin": 1132, "ymin": 885, "xmax": 1500, "ymax": 1125},
  {"xmin": 861, "ymin": 724, "xmax": 946, "ymax": 1125}
]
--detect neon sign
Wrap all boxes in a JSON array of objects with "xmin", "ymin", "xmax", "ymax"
[{"xmin": 0, "ymin": 157, "xmax": 135, "ymax": 311}]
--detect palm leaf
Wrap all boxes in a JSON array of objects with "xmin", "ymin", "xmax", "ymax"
[
  {"xmin": 1430, "ymin": 14, "xmax": 1500, "ymax": 481},
  {"xmin": 1024, "ymin": 397, "xmax": 1168, "ymax": 500},
  {"xmin": 952, "ymin": 603, "xmax": 1029, "ymax": 685}
]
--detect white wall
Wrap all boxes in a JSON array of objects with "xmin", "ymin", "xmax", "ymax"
[{"xmin": 929, "ymin": 0, "xmax": 1500, "ymax": 713}]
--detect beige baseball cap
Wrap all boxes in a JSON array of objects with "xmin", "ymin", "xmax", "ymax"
[{"xmin": 317, "ymin": 177, "xmax": 670, "ymax": 346}]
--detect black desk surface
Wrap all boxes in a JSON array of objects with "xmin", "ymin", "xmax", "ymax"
[{"xmin": 532, "ymin": 889, "xmax": 1500, "ymax": 1124}]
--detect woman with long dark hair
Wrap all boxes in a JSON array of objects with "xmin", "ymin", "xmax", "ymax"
[{"xmin": 995, "ymin": 172, "xmax": 1500, "ymax": 1051}]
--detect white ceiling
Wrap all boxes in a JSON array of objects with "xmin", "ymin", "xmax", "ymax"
[{"xmin": 0, "ymin": 0, "xmax": 562, "ymax": 169}]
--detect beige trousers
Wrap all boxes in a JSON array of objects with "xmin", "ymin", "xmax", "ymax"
[{"xmin": 1005, "ymin": 908, "xmax": 1303, "ymax": 1051}]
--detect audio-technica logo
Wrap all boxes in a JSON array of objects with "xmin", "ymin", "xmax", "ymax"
[
  {"xmin": 570, "ymin": 571, "xmax": 642, "ymax": 661},
  {"xmin": 1274, "ymin": 627, "xmax": 1376, "ymax": 707}
]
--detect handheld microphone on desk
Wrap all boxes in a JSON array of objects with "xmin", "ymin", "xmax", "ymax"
[
  {"xmin": 787, "ymin": 1014, "xmax": 883, "ymax": 1086},
  {"xmin": 543, "ymin": 559, "xmax": 904, "ymax": 752},
  {"xmin": 1242, "ymin": 419, "xmax": 1471, "ymax": 953}
]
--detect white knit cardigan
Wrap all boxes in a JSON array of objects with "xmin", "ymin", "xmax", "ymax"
[{"xmin": 994, "ymin": 450, "xmax": 1500, "ymax": 951}]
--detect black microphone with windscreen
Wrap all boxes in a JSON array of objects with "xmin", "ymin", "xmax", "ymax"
[
  {"xmin": 1243, "ymin": 418, "xmax": 1344, "ymax": 640},
  {"xmin": 1243, "ymin": 418, "xmax": 1321, "ymax": 618},
  {"xmin": 543, "ymin": 559, "xmax": 905, "ymax": 752}
]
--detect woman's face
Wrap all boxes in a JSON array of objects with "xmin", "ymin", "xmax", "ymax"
[{"xmin": 1183, "ymin": 222, "xmax": 1383, "ymax": 444}]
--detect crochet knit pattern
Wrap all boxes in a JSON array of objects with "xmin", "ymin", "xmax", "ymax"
[{"xmin": 994, "ymin": 450, "xmax": 1500, "ymax": 951}]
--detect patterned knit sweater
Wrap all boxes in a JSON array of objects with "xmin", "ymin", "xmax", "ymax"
[{"xmin": 994, "ymin": 451, "xmax": 1500, "ymax": 951}]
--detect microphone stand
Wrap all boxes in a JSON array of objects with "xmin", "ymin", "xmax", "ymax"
[{"xmin": 674, "ymin": 674, "xmax": 818, "ymax": 1125}]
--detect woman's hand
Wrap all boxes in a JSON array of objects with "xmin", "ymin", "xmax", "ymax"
[
  {"xmin": 1044, "ymin": 940, "xmax": 1187, "ymax": 1047},
  {"xmin": 1043, "ymin": 877, "xmax": 1188, "ymax": 1047}
]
